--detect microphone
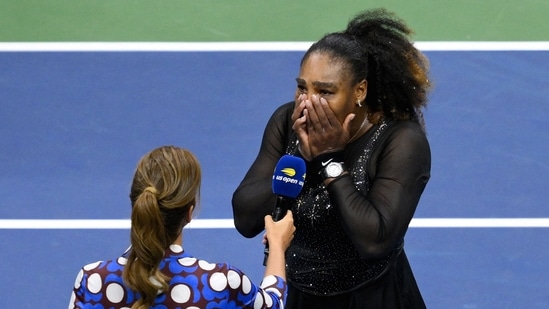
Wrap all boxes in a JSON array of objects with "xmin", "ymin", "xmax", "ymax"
[{"xmin": 263, "ymin": 155, "xmax": 306, "ymax": 266}]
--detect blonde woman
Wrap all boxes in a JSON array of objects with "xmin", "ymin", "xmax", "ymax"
[{"xmin": 70, "ymin": 146, "xmax": 295, "ymax": 308}]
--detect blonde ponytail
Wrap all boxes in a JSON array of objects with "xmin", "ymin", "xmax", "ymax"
[{"xmin": 122, "ymin": 146, "xmax": 201, "ymax": 308}]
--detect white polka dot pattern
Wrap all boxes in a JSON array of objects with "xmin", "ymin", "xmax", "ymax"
[
  {"xmin": 171, "ymin": 284, "xmax": 191, "ymax": 303},
  {"xmin": 253, "ymin": 291, "xmax": 265, "ymax": 309},
  {"xmin": 83, "ymin": 261, "xmax": 101, "ymax": 271},
  {"xmin": 264, "ymin": 290, "xmax": 274, "ymax": 308},
  {"xmin": 198, "ymin": 260, "xmax": 216, "ymax": 270},
  {"xmin": 210, "ymin": 272, "xmax": 228, "ymax": 292},
  {"xmin": 86, "ymin": 273, "xmax": 102, "ymax": 294},
  {"xmin": 241, "ymin": 274, "xmax": 252, "ymax": 294},
  {"xmin": 73, "ymin": 269, "xmax": 83, "ymax": 289},
  {"xmin": 117, "ymin": 257, "xmax": 127, "ymax": 265},
  {"xmin": 170, "ymin": 244, "xmax": 183, "ymax": 253},
  {"xmin": 69, "ymin": 245, "xmax": 287, "ymax": 308},
  {"xmin": 69, "ymin": 291, "xmax": 76, "ymax": 307},
  {"xmin": 227, "ymin": 269, "xmax": 241, "ymax": 289},
  {"xmin": 105, "ymin": 283, "xmax": 124, "ymax": 303},
  {"xmin": 178, "ymin": 257, "xmax": 196, "ymax": 266},
  {"xmin": 260, "ymin": 275, "xmax": 277, "ymax": 288}
]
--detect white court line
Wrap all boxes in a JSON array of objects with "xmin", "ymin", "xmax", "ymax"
[
  {"xmin": 0, "ymin": 218, "xmax": 548, "ymax": 229},
  {"xmin": 409, "ymin": 218, "xmax": 549, "ymax": 228},
  {"xmin": 0, "ymin": 41, "xmax": 548, "ymax": 52},
  {"xmin": 0, "ymin": 219, "xmax": 232, "ymax": 229},
  {"xmin": 1, "ymin": 42, "xmax": 547, "ymax": 229},
  {"xmin": 0, "ymin": 219, "xmax": 233, "ymax": 229}
]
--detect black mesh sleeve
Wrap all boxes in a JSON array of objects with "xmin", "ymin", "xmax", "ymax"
[
  {"xmin": 232, "ymin": 103, "xmax": 294, "ymax": 238},
  {"xmin": 327, "ymin": 121, "xmax": 431, "ymax": 257}
]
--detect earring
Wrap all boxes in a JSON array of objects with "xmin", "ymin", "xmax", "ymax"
[{"xmin": 356, "ymin": 99, "xmax": 362, "ymax": 107}]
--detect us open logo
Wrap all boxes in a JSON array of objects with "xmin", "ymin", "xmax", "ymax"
[{"xmin": 274, "ymin": 167, "xmax": 305, "ymax": 186}]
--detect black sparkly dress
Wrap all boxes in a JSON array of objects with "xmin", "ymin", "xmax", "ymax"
[{"xmin": 232, "ymin": 102, "xmax": 431, "ymax": 309}]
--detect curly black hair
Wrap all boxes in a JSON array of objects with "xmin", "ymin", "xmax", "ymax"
[{"xmin": 301, "ymin": 8, "xmax": 431, "ymax": 129}]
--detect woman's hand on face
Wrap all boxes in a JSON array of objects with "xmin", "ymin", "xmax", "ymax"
[
  {"xmin": 292, "ymin": 94, "xmax": 313, "ymax": 161},
  {"xmin": 305, "ymin": 95, "xmax": 355, "ymax": 157},
  {"xmin": 291, "ymin": 94, "xmax": 307, "ymax": 123}
]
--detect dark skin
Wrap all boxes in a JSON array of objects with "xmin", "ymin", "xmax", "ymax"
[{"xmin": 291, "ymin": 52, "xmax": 371, "ymax": 168}]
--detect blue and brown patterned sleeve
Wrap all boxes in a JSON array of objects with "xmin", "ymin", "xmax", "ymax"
[{"xmin": 222, "ymin": 264, "xmax": 287, "ymax": 309}]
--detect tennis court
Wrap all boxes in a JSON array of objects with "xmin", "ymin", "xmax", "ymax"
[{"xmin": 1, "ymin": 2, "xmax": 548, "ymax": 308}]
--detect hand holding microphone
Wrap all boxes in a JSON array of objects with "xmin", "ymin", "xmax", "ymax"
[
  {"xmin": 264, "ymin": 210, "xmax": 295, "ymax": 259},
  {"xmin": 263, "ymin": 155, "xmax": 306, "ymax": 266}
]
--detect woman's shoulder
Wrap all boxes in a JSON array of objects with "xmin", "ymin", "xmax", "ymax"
[
  {"xmin": 385, "ymin": 120, "xmax": 428, "ymax": 144},
  {"xmin": 80, "ymin": 258, "xmax": 124, "ymax": 274},
  {"xmin": 275, "ymin": 101, "xmax": 294, "ymax": 111},
  {"xmin": 264, "ymin": 101, "xmax": 295, "ymax": 137},
  {"xmin": 74, "ymin": 259, "xmax": 126, "ymax": 291},
  {"xmin": 270, "ymin": 101, "xmax": 294, "ymax": 119},
  {"xmin": 171, "ymin": 254, "xmax": 245, "ymax": 276},
  {"xmin": 370, "ymin": 120, "xmax": 430, "ymax": 161},
  {"xmin": 389, "ymin": 119, "xmax": 424, "ymax": 132}
]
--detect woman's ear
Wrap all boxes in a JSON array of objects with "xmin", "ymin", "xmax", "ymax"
[
  {"xmin": 356, "ymin": 79, "xmax": 368, "ymax": 102},
  {"xmin": 186, "ymin": 205, "xmax": 194, "ymax": 223}
]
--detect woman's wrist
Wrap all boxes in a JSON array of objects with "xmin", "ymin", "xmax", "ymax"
[
  {"xmin": 265, "ymin": 241, "xmax": 286, "ymax": 253},
  {"xmin": 264, "ymin": 247, "xmax": 287, "ymax": 280},
  {"xmin": 324, "ymin": 171, "xmax": 349, "ymax": 187},
  {"xmin": 297, "ymin": 144, "xmax": 312, "ymax": 161},
  {"xmin": 311, "ymin": 150, "xmax": 345, "ymax": 176}
]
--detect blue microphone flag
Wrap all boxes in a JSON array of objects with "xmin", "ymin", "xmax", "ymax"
[{"xmin": 272, "ymin": 155, "xmax": 306, "ymax": 198}]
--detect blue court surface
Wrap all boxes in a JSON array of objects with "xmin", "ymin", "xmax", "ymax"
[{"xmin": 0, "ymin": 45, "xmax": 548, "ymax": 308}]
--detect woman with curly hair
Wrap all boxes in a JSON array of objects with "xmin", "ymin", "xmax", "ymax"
[
  {"xmin": 70, "ymin": 146, "xmax": 295, "ymax": 308},
  {"xmin": 233, "ymin": 8, "xmax": 431, "ymax": 308}
]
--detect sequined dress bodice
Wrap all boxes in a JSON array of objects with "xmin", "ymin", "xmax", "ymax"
[{"xmin": 285, "ymin": 121, "xmax": 399, "ymax": 296}]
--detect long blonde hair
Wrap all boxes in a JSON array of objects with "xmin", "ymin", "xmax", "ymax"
[{"xmin": 122, "ymin": 146, "xmax": 201, "ymax": 309}]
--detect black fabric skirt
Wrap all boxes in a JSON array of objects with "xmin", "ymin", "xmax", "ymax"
[{"xmin": 285, "ymin": 250, "xmax": 426, "ymax": 309}]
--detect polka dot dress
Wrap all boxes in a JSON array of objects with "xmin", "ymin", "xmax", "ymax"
[{"xmin": 69, "ymin": 245, "xmax": 286, "ymax": 308}]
